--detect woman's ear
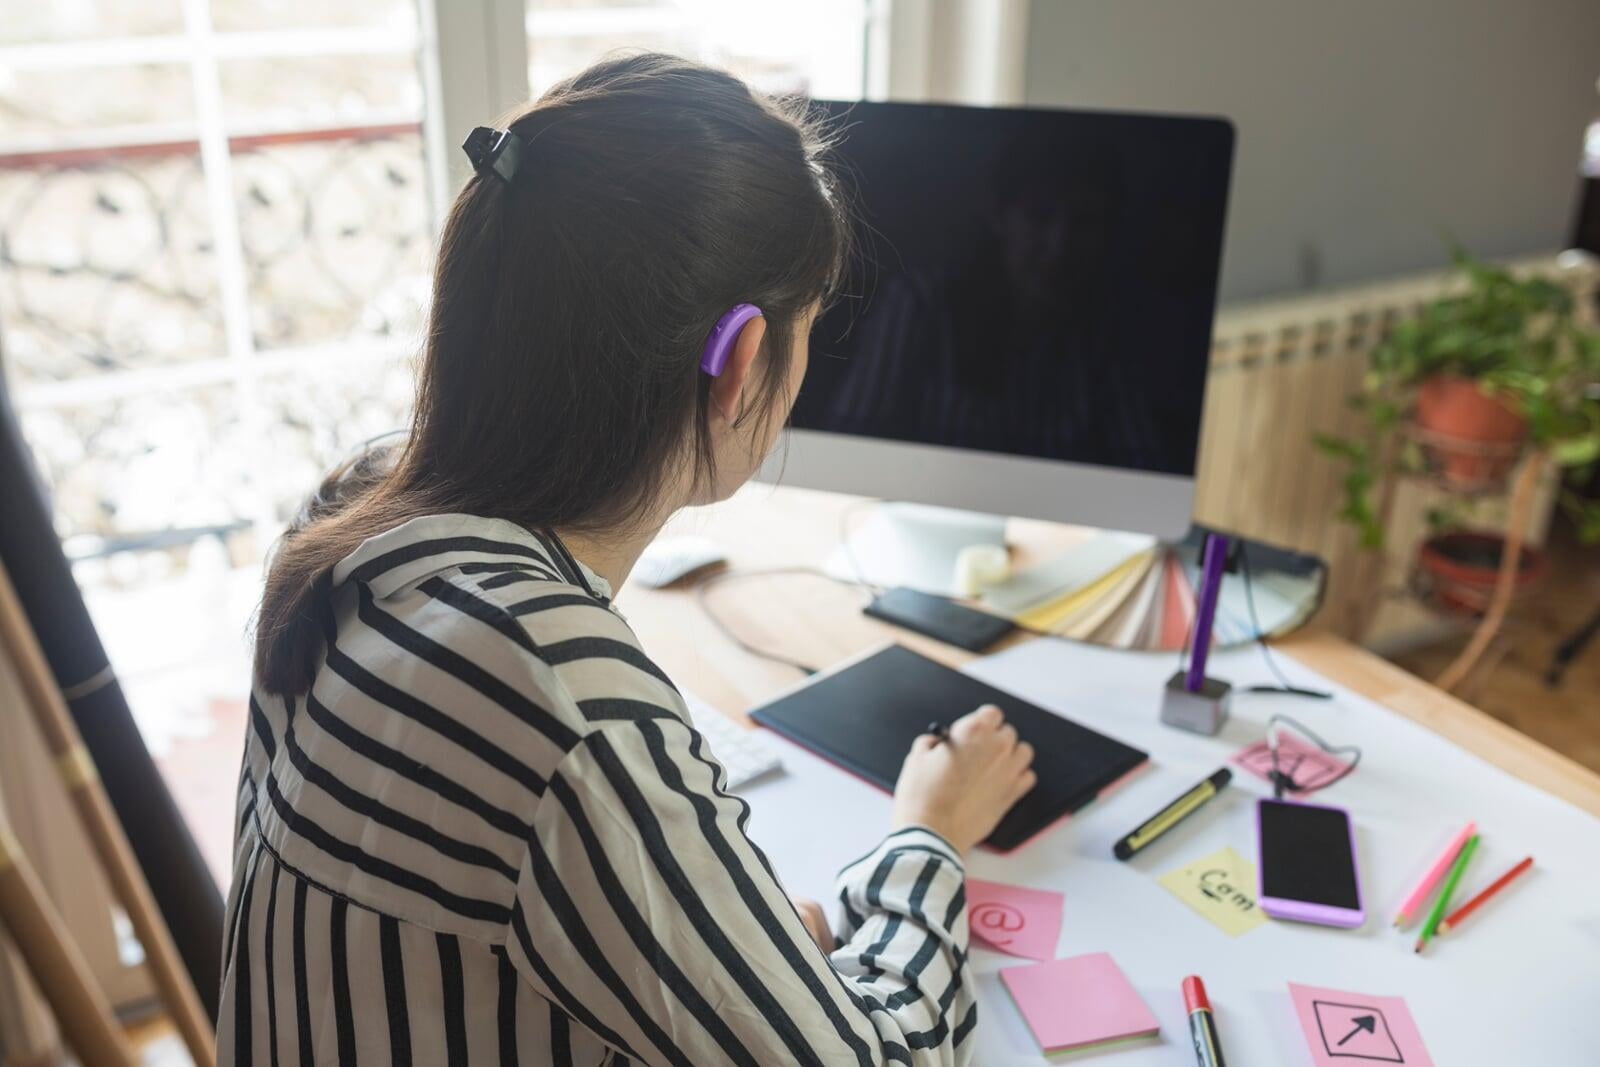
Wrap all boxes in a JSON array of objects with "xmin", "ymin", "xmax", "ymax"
[{"xmin": 709, "ymin": 314, "xmax": 767, "ymax": 423}]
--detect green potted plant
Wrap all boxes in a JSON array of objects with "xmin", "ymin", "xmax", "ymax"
[{"xmin": 1317, "ymin": 249, "xmax": 1600, "ymax": 603}]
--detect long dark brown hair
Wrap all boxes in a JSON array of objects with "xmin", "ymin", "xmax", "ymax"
[{"xmin": 254, "ymin": 53, "xmax": 848, "ymax": 696}]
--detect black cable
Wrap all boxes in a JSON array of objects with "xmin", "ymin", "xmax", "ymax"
[
  {"xmin": 693, "ymin": 566, "xmax": 871, "ymax": 675},
  {"xmin": 1545, "ymin": 602, "xmax": 1600, "ymax": 687},
  {"xmin": 1266, "ymin": 713, "xmax": 1362, "ymax": 799},
  {"xmin": 1239, "ymin": 541, "xmax": 1333, "ymax": 700}
]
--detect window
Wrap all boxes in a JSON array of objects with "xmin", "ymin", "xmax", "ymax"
[
  {"xmin": 526, "ymin": 0, "xmax": 880, "ymax": 98},
  {"xmin": 1, "ymin": 1, "xmax": 434, "ymax": 572},
  {"xmin": 2, "ymin": 1, "xmax": 883, "ymax": 576},
  {"xmin": 0, "ymin": 1, "xmax": 438, "ymax": 880}
]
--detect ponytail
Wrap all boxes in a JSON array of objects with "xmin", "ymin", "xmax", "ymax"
[
  {"xmin": 251, "ymin": 53, "xmax": 848, "ymax": 696},
  {"xmin": 252, "ymin": 444, "xmax": 405, "ymax": 695}
]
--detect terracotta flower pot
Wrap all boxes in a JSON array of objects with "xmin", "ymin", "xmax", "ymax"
[
  {"xmin": 1416, "ymin": 530, "xmax": 1545, "ymax": 616},
  {"xmin": 1413, "ymin": 375, "xmax": 1527, "ymax": 486}
]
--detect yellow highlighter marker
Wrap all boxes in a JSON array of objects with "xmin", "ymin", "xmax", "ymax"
[{"xmin": 1114, "ymin": 768, "xmax": 1232, "ymax": 861}]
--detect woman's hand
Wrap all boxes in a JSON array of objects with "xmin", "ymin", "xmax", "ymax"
[
  {"xmin": 889, "ymin": 704, "xmax": 1037, "ymax": 854},
  {"xmin": 791, "ymin": 896, "xmax": 835, "ymax": 953}
]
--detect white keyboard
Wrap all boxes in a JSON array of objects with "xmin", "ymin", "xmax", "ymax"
[{"xmin": 683, "ymin": 691, "xmax": 784, "ymax": 790}]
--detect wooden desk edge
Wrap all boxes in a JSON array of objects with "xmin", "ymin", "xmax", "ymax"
[{"xmin": 1280, "ymin": 630, "xmax": 1600, "ymax": 819}]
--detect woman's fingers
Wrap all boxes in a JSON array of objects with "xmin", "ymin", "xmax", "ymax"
[
  {"xmin": 954, "ymin": 704, "xmax": 1003, "ymax": 739},
  {"xmin": 1009, "ymin": 769, "xmax": 1038, "ymax": 803},
  {"xmin": 891, "ymin": 702, "xmax": 1040, "ymax": 852}
]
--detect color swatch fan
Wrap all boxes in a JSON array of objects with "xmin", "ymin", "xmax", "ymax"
[{"xmin": 983, "ymin": 527, "xmax": 1325, "ymax": 652}]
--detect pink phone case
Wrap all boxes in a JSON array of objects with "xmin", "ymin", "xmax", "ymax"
[{"xmin": 1256, "ymin": 797, "xmax": 1365, "ymax": 927}]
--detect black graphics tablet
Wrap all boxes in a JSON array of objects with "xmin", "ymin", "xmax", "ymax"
[{"xmin": 749, "ymin": 644, "xmax": 1147, "ymax": 851}]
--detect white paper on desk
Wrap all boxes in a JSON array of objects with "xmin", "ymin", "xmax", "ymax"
[
  {"xmin": 739, "ymin": 638, "xmax": 1600, "ymax": 1067},
  {"xmin": 981, "ymin": 532, "xmax": 1155, "ymax": 616}
]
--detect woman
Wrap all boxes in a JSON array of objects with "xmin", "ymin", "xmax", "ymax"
[{"xmin": 222, "ymin": 53, "xmax": 1035, "ymax": 1066}]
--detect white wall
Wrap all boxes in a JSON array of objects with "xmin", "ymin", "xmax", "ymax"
[{"xmin": 1024, "ymin": 0, "xmax": 1600, "ymax": 302}]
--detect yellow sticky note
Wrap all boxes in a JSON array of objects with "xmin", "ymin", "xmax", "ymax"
[{"xmin": 1157, "ymin": 846, "xmax": 1268, "ymax": 937}]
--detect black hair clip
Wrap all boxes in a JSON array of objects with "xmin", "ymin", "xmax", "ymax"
[{"xmin": 461, "ymin": 126, "xmax": 524, "ymax": 185}]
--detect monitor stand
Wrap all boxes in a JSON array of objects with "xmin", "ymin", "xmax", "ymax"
[{"xmin": 825, "ymin": 502, "xmax": 1008, "ymax": 595}]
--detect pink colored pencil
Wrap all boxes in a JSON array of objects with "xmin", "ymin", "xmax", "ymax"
[{"xmin": 1392, "ymin": 821, "xmax": 1476, "ymax": 928}]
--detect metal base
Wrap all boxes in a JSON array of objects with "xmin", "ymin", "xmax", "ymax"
[{"xmin": 1160, "ymin": 670, "xmax": 1232, "ymax": 735}]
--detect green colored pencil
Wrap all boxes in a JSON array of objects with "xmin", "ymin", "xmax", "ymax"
[{"xmin": 1414, "ymin": 834, "xmax": 1478, "ymax": 953}]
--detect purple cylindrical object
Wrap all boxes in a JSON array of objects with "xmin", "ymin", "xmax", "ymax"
[
  {"xmin": 699, "ymin": 303, "xmax": 763, "ymax": 376},
  {"xmin": 1186, "ymin": 533, "xmax": 1228, "ymax": 692}
]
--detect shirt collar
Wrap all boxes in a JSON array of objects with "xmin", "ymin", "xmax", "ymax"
[{"xmin": 330, "ymin": 513, "xmax": 614, "ymax": 602}]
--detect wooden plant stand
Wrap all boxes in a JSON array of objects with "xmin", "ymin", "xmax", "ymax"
[{"xmin": 1355, "ymin": 422, "xmax": 1548, "ymax": 696}]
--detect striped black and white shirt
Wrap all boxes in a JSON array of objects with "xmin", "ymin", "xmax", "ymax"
[{"xmin": 219, "ymin": 513, "xmax": 976, "ymax": 1065}]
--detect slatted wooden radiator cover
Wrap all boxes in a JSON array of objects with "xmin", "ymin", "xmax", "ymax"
[{"xmin": 1191, "ymin": 250, "xmax": 1597, "ymax": 645}]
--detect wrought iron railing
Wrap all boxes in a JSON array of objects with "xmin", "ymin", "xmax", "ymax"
[
  {"xmin": 1, "ymin": 120, "xmax": 429, "ymax": 383},
  {"xmin": 0, "ymin": 121, "xmax": 429, "ymax": 555}
]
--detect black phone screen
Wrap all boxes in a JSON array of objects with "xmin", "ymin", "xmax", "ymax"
[{"xmin": 1258, "ymin": 799, "xmax": 1360, "ymax": 909}]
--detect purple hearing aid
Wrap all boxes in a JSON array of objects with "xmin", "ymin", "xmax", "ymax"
[{"xmin": 699, "ymin": 303, "xmax": 763, "ymax": 376}]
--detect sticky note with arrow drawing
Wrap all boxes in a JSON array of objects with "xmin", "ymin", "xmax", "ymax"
[{"xmin": 1288, "ymin": 982, "xmax": 1434, "ymax": 1066}]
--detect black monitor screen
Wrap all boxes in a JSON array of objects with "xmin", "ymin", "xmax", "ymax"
[{"xmin": 793, "ymin": 101, "xmax": 1233, "ymax": 478}]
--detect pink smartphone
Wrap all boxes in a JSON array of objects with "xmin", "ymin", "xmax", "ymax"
[{"xmin": 1256, "ymin": 797, "xmax": 1365, "ymax": 928}]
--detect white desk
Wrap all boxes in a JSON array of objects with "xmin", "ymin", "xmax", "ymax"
[
  {"xmin": 616, "ymin": 485, "xmax": 1600, "ymax": 1064},
  {"xmin": 732, "ymin": 639, "xmax": 1600, "ymax": 1065}
]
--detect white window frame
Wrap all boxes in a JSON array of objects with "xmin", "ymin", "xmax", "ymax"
[
  {"xmin": 421, "ymin": 0, "xmax": 1039, "ymax": 213},
  {"xmin": 0, "ymin": 3, "xmax": 437, "ymax": 537},
  {"xmin": 880, "ymin": 0, "xmax": 1030, "ymax": 105},
  {"xmin": 420, "ymin": 0, "xmax": 531, "ymax": 221},
  {"xmin": 0, "ymin": 10, "xmax": 430, "ymax": 411}
]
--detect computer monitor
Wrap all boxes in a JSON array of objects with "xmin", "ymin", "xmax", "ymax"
[{"xmin": 765, "ymin": 100, "xmax": 1234, "ymax": 543}]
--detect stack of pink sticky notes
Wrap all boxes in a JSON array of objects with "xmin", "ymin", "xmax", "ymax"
[{"xmin": 999, "ymin": 952, "xmax": 1161, "ymax": 1056}]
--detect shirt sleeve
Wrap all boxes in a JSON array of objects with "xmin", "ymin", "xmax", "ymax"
[{"xmin": 503, "ymin": 712, "xmax": 976, "ymax": 1067}]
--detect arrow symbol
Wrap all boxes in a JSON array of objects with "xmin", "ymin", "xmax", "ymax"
[{"xmin": 1337, "ymin": 1015, "xmax": 1377, "ymax": 1046}]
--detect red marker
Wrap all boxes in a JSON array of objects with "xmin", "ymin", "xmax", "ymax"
[{"xmin": 1183, "ymin": 975, "xmax": 1227, "ymax": 1067}]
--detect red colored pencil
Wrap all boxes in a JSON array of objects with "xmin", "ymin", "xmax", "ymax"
[{"xmin": 1438, "ymin": 856, "xmax": 1533, "ymax": 935}]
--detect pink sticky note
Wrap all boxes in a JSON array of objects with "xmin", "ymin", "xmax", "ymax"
[
  {"xmin": 1001, "ymin": 952, "xmax": 1160, "ymax": 1054},
  {"xmin": 1234, "ymin": 733, "xmax": 1352, "ymax": 793},
  {"xmin": 966, "ymin": 878, "xmax": 1063, "ymax": 961},
  {"xmin": 1289, "ymin": 982, "xmax": 1433, "ymax": 1067}
]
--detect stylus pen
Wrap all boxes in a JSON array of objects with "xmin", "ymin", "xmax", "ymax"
[
  {"xmin": 926, "ymin": 722, "xmax": 950, "ymax": 747},
  {"xmin": 1183, "ymin": 975, "xmax": 1227, "ymax": 1067},
  {"xmin": 1113, "ymin": 768, "xmax": 1232, "ymax": 860}
]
